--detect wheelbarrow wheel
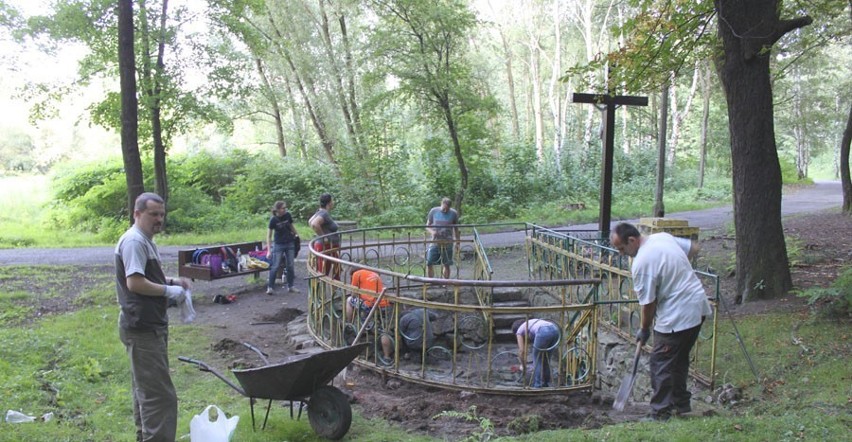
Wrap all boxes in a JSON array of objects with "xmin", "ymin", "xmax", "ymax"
[{"xmin": 307, "ymin": 385, "xmax": 352, "ymax": 440}]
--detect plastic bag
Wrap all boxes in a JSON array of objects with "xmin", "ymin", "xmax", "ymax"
[
  {"xmin": 5, "ymin": 410, "xmax": 35, "ymax": 423},
  {"xmin": 180, "ymin": 290, "xmax": 196, "ymax": 323},
  {"xmin": 190, "ymin": 405, "xmax": 239, "ymax": 442}
]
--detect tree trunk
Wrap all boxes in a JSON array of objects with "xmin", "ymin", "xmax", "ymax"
[
  {"xmin": 549, "ymin": 0, "xmax": 562, "ymax": 166},
  {"xmin": 337, "ymin": 11, "xmax": 361, "ymax": 146},
  {"xmin": 152, "ymin": 0, "xmax": 169, "ymax": 204},
  {"xmin": 499, "ymin": 27, "xmax": 520, "ymax": 141},
  {"xmin": 713, "ymin": 0, "xmax": 811, "ymax": 301},
  {"xmin": 698, "ymin": 60, "xmax": 711, "ymax": 189},
  {"xmin": 793, "ymin": 66, "xmax": 808, "ymax": 179},
  {"xmin": 528, "ymin": 31, "xmax": 544, "ymax": 161},
  {"xmin": 439, "ymin": 95, "xmax": 468, "ymax": 214},
  {"xmin": 654, "ymin": 83, "xmax": 669, "ymax": 217},
  {"xmin": 118, "ymin": 0, "xmax": 144, "ymax": 221},
  {"xmin": 669, "ymin": 67, "xmax": 699, "ymax": 168},
  {"xmin": 317, "ymin": 0, "xmax": 358, "ymax": 153},
  {"xmin": 841, "ymin": 102, "xmax": 852, "ymax": 213},
  {"xmin": 255, "ymin": 58, "xmax": 288, "ymax": 157}
]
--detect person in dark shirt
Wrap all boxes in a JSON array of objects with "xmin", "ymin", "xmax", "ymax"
[{"xmin": 266, "ymin": 200, "xmax": 299, "ymax": 295}]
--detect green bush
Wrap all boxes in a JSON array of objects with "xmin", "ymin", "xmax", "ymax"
[
  {"xmin": 223, "ymin": 153, "xmax": 340, "ymax": 220},
  {"xmin": 170, "ymin": 151, "xmax": 251, "ymax": 203},
  {"xmin": 795, "ymin": 267, "xmax": 852, "ymax": 319}
]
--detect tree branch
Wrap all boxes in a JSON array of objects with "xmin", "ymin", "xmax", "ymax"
[{"xmin": 769, "ymin": 16, "xmax": 813, "ymax": 46}]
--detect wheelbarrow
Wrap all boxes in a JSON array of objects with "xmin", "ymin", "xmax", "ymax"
[{"xmin": 179, "ymin": 342, "xmax": 368, "ymax": 440}]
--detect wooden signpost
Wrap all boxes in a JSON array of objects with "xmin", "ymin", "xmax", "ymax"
[{"xmin": 572, "ymin": 91, "xmax": 648, "ymax": 237}]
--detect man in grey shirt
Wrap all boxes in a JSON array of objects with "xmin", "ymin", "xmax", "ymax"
[
  {"xmin": 115, "ymin": 192, "xmax": 191, "ymax": 441},
  {"xmin": 425, "ymin": 197, "xmax": 460, "ymax": 279}
]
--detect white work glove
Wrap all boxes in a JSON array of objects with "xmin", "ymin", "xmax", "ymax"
[{"xmin": 164, "ymin": 285, "xmax": 187, "ymax": 304}]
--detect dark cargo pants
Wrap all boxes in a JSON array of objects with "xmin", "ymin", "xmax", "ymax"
[{"xmin": 649, "ymin": 323, "xmax": 702, "ymax": 417}]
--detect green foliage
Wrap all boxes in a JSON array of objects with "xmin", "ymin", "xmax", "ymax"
[
  {"xmin": 779, "ymin": 156, "xmax": 814, "ymax": 185},
  {"xmin": 433, "ymin": 405, "xmax": 495, "ymax": 442},
  {"xmin": 507, "ymin": 414, "xmax": 541, "ymax": 435},
  {"xmin": 795, "ymin": 267, "xmax": 852, "ymax": 319},
  {"xmin": 169, "ymin": 150, "xmax": 251, "ymax": 203},
  {"xmin": 223, "ymin": 152, "xmax": 340, "ymax": 220}
]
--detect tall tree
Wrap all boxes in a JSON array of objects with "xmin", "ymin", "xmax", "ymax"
[
  {"xmin": 20, "ymin": 0, "xmax": 226, "ymax": 211},
  {"xmin": 138, "ymin": 0, "xmax": 169, "ymax": 203},
  {"xmin": 842, "ymin": 102, "xmax": 852, "ymax": 214},
  {"xmin": 714, "ymin": 0, "xmax": 811, "ymax": 301},
  {"xmin": 594, "ymin": 0, "xmax": 846, "ymax": 301},
  {"xmin": 369, "ymin": 0, "xmax": 491, "ymax": 211},
  {"xmin": 118, "ymin": 0, "xmax": 144, "ymax": 218}
]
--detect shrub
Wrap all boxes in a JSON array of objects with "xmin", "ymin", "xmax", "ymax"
[
  {"xmin": 223, "ymin": 153, "xmax": 340, "ymax": 220},
  {"xmin": 795, "ymin": 267, "xmax": 852, "ymax": 319}
]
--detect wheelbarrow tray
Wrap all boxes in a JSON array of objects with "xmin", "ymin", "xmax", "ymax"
[{"xmin": 232, "ymin": 343, "xmax": 367, "ymax": 401}]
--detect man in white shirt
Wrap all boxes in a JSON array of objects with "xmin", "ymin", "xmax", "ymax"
[{"xmin": 610, "ymin": 222, "xmax": 711, "ymax": 421}]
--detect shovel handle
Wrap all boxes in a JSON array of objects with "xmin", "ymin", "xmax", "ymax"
[
  {"xmin": 352, "ymin": 288, "xmax": 388, "ymax": 345},
  {"xmin": 630, "ymin": 341, "xmax": 642, "ymax": 376}
]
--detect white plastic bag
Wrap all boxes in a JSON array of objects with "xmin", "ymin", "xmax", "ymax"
[
  {"xmin": 190, "ymin": 405, "xmax": 239, "ymax": 442},
  {"xmin": 180, "ymin": 290, "xmax": 196, "ymax": 323},
  {"xmin": 5, "ymin": 410, "xmax": 35, "ymax": 423}
]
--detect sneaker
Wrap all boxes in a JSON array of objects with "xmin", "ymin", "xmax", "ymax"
[
  {"xmin": 288, "ymin": 287, "xmax": 299, "ymax": 293},
  {"xmin": 266, "ymin": 287, "xmax": 275, "ymax": 295}
]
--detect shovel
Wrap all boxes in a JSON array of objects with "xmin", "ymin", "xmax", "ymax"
[{"xmin": 613, "ymin": 341, "xmax": 642, "ymax": 411}]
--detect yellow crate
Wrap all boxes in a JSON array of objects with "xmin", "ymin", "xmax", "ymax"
[
  {"xmin": 638, "ymin": 217, "xmax": 689, "ymax": 227},
  {"xmin": 638, "ymin": 224, "xmax": 699, "ymax": 240}
]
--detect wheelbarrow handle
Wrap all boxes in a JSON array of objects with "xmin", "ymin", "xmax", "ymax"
[
  {"xmin": 241, "ymin": 342, "xmax": 270, "ymax": 365},
  {"xmin": 178, "ymin": 356, "xmax": 211, "ymax": 371},
  {"xmin": 177, "ymin": 356, "xmax": 246, "ymax": 397}
]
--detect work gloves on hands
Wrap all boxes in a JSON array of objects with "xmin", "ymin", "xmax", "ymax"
[
  {"xmin": 635, "ymin": 328, "xmax": 651, "ymax": 345},
  {"xmin": 164, "ymin": 285, "xmax": 187, "ymax": 304}
]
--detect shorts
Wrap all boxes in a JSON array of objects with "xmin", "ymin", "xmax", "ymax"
[
  {"xmin": 426, "ymin": 244, "xmax": 454, "ymax": 266},
  {"xmin": 312, "ymin": 241, "xmax": 340, "ymax": 280}
]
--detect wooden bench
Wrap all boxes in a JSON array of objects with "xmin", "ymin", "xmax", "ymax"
[{"xmin": 178, "ymin": 241, "xmax": 268, "ymax": 281}]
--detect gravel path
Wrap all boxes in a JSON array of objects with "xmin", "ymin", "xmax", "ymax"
[{"xmin": 0, "ymin": 181, "xmax": 842, "ymax": 266}]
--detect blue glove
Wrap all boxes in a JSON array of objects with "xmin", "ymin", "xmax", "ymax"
[{"xmin": 636, "ymin": 328, "xmax": 651, "ymax": 345}]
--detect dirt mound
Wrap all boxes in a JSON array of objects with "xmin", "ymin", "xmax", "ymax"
[{"xmin": 261, "ymin": 307, "xmax": 303, "ymax": 323}]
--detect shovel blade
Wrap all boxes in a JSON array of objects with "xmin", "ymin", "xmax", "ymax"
[{"xmin": 612, "ymin": 373, "xmax": 635, "ymax": 411}]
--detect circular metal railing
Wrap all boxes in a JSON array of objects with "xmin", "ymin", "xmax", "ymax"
[{"xmin": 305, "ymin": 224, "xmax": 601, "ymax": 395}]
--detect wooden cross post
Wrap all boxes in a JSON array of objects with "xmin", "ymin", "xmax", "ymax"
[{"xmin": 572, "ymin": 92, "xmax": 648, "ymax": 237}]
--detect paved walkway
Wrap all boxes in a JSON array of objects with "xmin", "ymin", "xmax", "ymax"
[{"xmin": 0, "ymin": 181, "xmax": 842, "ymax": 265}]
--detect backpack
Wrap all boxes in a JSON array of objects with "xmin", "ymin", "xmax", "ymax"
[
  {"xmin": 191, "ymin": 248, "xmax": 209, "ymax": 265},
  {"xmin": 201, "ymin": 253, "xmax": 223, "ymax": 277},
  {"xmin": 220, "ymin": 246, "xmax": 239, "ymax": 272}
]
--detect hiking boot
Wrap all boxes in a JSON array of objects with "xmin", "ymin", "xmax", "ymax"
[{"xmin": 266, "ymin": 287, "xmax": 275, "ymax": 295}]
